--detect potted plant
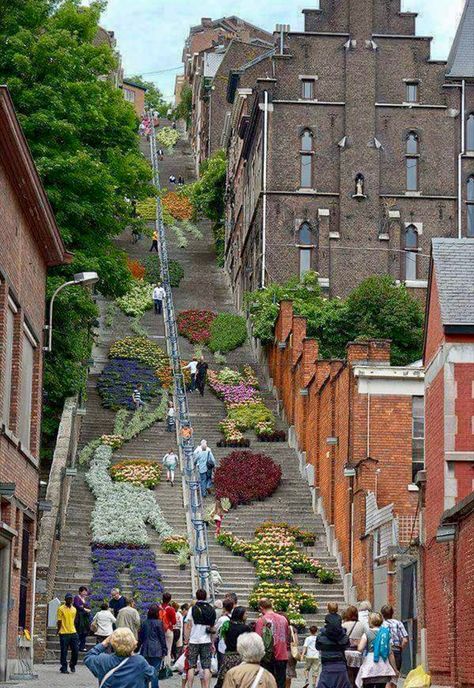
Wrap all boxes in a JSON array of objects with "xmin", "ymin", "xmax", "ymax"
[{"xmin": 177, "ymin": 545, "xmax": 190, "ymax": 570}]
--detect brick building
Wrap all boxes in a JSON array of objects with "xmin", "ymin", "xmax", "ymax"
[
  {"xmin": 122, "ymin": 79, "xmax": 146, "ymax": 118},
  {"xmin": 265, "ymin": 300, "xmax": 423, "ymax": 670},
  {"xmin": 419, "ymin": 238, "xmax": 474, "ymax": 687},
  {"xmin": 223, "ymin": 0, "xmax": 474, "ymax": 304},
  {"xmin": 93, "ymin": 26, "xmax": 123, "ymax": 88},
  {"xmin": 0, "ymin": 87, "xmax": 69, "ymax": 680},
  {"xmin": 181, "ymin": 16, "xmax": 271, "ymax": 171}
]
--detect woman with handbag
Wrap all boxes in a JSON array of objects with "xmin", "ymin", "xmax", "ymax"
[
  {"xmin": 84, "ymin": 629, "xmax": 154, "ymax": 688},
  {"xmin": 91, "ymin": 602, "xmax": 116, "ymax": 644},
  {"xmin": 139, "ymin": 604, "xmax": 168, "ymax": 688},
  {"xmin": 286, "ymin": 622, "xmax": 300, "ymax": 688},
  {"xmin": 215, "ymin": 607, "xmax": 251, "ymax": 688}
]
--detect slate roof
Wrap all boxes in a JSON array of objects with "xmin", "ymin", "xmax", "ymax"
[
  {"xmin": 203, "ymin": 51, "xmax": 225, "ymax": 77},
  {"xmin": 431, "ymin": 238, "xmax": 474, "ymax": 326},
  {"xmin": 446, "ymin": 0, "xmax": 474, "ymax": 78}
]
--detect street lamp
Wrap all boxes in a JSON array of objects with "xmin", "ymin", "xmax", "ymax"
[{"xmin": 44, "ymin": 272, "xmax": 99, "ymax": 352}]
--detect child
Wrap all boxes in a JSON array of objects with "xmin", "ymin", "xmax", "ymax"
[
  {"xmin": 326, "ymin": 602, "xmax": 341, "ymax": 625},
  {"xmin": 301, "ymin": 625, "xmax": 320, "ymax": 688},
  {"xmin": 209, "ymin": 499, "xmax": 228, "ymax": 536},
  {"xmin": 132, "ymin": 383, "xmax": 145, "ymax": 410},
  {"xmin": 162, "ymin": 449, "xmax": 178, "ymax": 486}
]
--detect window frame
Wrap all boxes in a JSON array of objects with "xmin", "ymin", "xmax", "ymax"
[
  {"xmin": 2, "ymin": 300, "xmax": 16, "ymax": 428},
  {"xmin": 404, "ymin": 225, "xmax": 419, "ymax": 281},
  {"xmin": 18, "ymin": 325, "xmax": 37, "ymax": 452},
  {"xmin": 412, "ymin": 395, "xmax": 425, "ymax": 482},
  {"xmin": 466, "ymin": 113, "xmax": 474, "ymax": 152},
  {"xmin": 299, "ymin": 129, "xmax": 314, "ymax": 189},
  {"xmin": 467, "ymin": 176, "xmax": 474, "ymax": 238},
  {"xmin": 405, "ymin": 132, "xmax": 419, "ymax": 192},
  {"xmin": 405, "ymin": 82, "xmax": 418, "ymax": 103},
  {"xmin": 301, "ymin": 79, "xmax": 314, "ymax": 100},
  {"xmin": 296, "ymin": 222, "xmax": 316, "ymax": 278}
]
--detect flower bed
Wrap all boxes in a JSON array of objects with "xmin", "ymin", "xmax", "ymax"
[
  {"xmin": 257, "ymin": 429, "xmax": 286, "ymax": 443},
  {"xmin": 127, "ymin": 257, "xmax": 145, "ymax": 280},
  {"xmin": 248, "ymin": 581, "xmax": 318, "ymax": 615},
  {"xmin": 214, "ymin": 451, "xmax": 281, "ymax": 506},
  {"xmin": 86, "ymin": 445, "xmax": 172, "ymax": 545},
  {"xmin": 208, "ymin": 313, "xmax": 247, "ymax": 353},
  {"xmin": 177, "ymin": 309, "xmax": 217, "ymax": 343},
  {"xmin": 143, "ymin": 255, "xmax": 184, "ymax": 288},
  {"xmin": 227, "ymin": 401, "xmax": 274, "ymax": 431},
  {"xmin": 97, "ymin": 359, "xmax": 161, "ymax": 409},
  {"xmin": 116, "ymin": 282, "xmax": 153, "ymax": 317},
  {"xmin": 90, "ymin": 545, "xmax": 164, "ymax": 616},
  {"xmin": 161, "ymin": 535, "xmax": 188, "ymax": 554},
  {"xmin": 156, "ymin": 126, "xmax": 180, "ymax": 151},
  {"xmin": 109, "ymin": 336, "xmax": 168, "ymax": 370},
  {"xmin": 162, "ymin": 191, "xmax": 193, "ymax": 221},
  {"xmin": 110, "ymin": 460, "xmax": 162, "ymax": 488},
  {"xmin": 100, "ymin": 434, "xmax": 125, "ymax": 450},
  {"xmin": 216, "ymin": 438, "xmax": 251, "ymax": 448}
]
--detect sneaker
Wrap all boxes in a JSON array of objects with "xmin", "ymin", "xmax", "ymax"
[
  {"xmin": 60, "ymin": 669, "xmax": 69, "ymax": 674},
  {"xmin": 70, "ymin": 666, "xmax": 76, "ymax": 673}
]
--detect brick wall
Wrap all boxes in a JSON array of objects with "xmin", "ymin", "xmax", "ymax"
[{"xmin": 267, "ymin": 301, "xmax": 420, "ymax": 605}]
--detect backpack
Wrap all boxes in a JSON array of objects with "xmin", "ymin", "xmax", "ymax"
[
  {"xmin": 373, "ymin": 626, "xmax": 391, "ymax": 662},
  {"xmin": 191, "ymin": 601, "xmax": 216, "ymax": 627},
  {"xmin": 206, "ymin": 451, "xmax": 215, "ymax": 471},
  {"xmin": 261, "ymin": 620, "xmax": 274, "ymax": 664},
  {"xmin": 159, "ymin": 606, "xmax": 174, "ymax": 632}
]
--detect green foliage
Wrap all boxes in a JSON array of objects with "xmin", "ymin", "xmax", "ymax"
[
  {"xmin": 213, "ymin": 224, "xmax": 225, "ymax": 267},
  {"xmin": 116, "ymin": 282, "xmax": 153, "ymax": 317},
  {"xmin": 130, "ymin": 317, "xmax": 148, "ymax": 337},
  {"xmin": 190, "ymin": 150, "xmax": 227, "ymax": 223},
  {"xmin": 127, "ymin": 75, "xmax": 169, "ymax": 116},
  {"xmin": 143, "ymin": 255, "xmax": 184, "ymax": 287},
  {"xmin": 227, "ymin": 402, "xmax": 274, "ymax": 432},
  {"xmin": 209, "ymin": 313, "xmax": 247, "ymax": 353},
  {"xmin": 0, "ymin": 0, "xmax": 153, "ymax": 443},
  {"xmin": 173, "ymin": 84, "xmax": 192, "ymax": 127},
  {"xmin": 246, "ymin": 273, "xmax": 423, "ymax": 366}
]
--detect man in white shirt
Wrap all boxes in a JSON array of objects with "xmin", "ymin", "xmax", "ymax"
[
  {"xmin": 152, "ymin": 283, "xmax": 166, "ymax": 315},
  {"xmin": 183, "ymin": 357, "xmax": 198, "ymax": 392},
  {"xmin": 184, "ymin": 589, "xmax": 216, "ymax": 688},
  {"xmin": 215, "ymin": 598, "xmax": 235, "ymax": 668}
]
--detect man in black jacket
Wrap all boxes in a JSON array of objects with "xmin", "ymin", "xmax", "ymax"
[{"xmin": 315, "ymin": 610, "xmax": 351, "ymax": 688}]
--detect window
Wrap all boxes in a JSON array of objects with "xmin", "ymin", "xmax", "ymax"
[
  {"xmin": 124, "ymin": 88, "xmax": 135, "ymax": 103},
  {"xmin": 404, "ymin": 225, "xmax": 418, "ymax": 281},
  {"xmin": 468, "ymin": 176, "xmax": 474, "ymax": 238},
  {"xmin": 467, "ymin": 114, "xmax": 474, "ymax": 151},
  {"xmin": 406, "ymin": 82, "xmax": 418, "ymax": 103},
  {"xmin": 18, "ymin": 330, "xmax": 35, "ymax": 451},
  {"xmin": 2, "ymin": 304, "xmax": 15, "ymax": 427},
  {"xmin": 300, "ymin": 129, "xmax": 313, "ymax": 188},
  {"xmin": 412, "ymin": 396, "xmax": 424, "ymax": 482},
  {"xmin": 297, "ymin": 222, "xmax": 314, "ymax": 277},
  {"xmin": 301, "ymin": 79, "xmax": 314, "ymax": 100},
  {"xmin": 406, "ymin": 132, "xmax": 419, "ymax": 191}
]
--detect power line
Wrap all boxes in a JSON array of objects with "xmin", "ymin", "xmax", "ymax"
[{"xmin": 139, "ymin": 66, "xmax": 183, "ymax": 76}]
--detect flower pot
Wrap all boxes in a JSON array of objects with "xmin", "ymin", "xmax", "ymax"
[{"xmin": 179, "ymin": 563, "xmax": 186, "ymax": 570}]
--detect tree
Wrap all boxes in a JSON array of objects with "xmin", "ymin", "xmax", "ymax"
[
  {"xmin": 246, "ymin": 273, "xmax": 424, "ymax": 366},
  {"xmin": 190, "ymin": 149, "xmax": 227, "ymax": 223},
  {"xmin": 0, "ymin": 0, "xmax": 154, "ymax": 444},
  {"xmin": 173, "ymin": 84, "xmax": 192, "ymax": 128},
  {"xmin": 127, "ymin": 74, "xmax": 169, "ymax": 116}
]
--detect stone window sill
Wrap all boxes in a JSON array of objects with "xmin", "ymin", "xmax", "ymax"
[{"xmin": 405, "ymin": 280, "xmax": 428, "ymax": 288}]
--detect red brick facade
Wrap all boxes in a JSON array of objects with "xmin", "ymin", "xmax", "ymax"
[
  {"xmin": 420, "ymin": 242, "xmax": 474, "ymax": 688},
  {"xmin": 266, "ymin": 301, "xmax": 421, "ymax": 621},
  {"xmin": 0, "ymin": 87, "xmax": 68, "ymax": 680}
]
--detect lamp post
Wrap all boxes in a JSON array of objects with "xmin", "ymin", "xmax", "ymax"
[{"xmin": 44, "ymin": 272, "xmax": 99, "ymax": 352}]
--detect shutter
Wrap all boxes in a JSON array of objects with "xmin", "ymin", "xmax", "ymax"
[
  {"xmin": 2, "ymin": 307, "xmax": 14, "ymax": 425},
  {"xmin": 18, "ymin": 332, "xmax": 34, "ymax": 450}
]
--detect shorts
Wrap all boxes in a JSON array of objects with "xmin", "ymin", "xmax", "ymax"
[
  {"xmin": 187, "ymin": 642, "xmax": 212, "ymax": 670},
  {"xmin": 305, "ymin": 657, "xmax": 320, "ymax": 672}
]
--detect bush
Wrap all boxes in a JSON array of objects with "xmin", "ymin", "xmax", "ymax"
[
  {"xmin": 214, "ymin": 451, "xmax": 282, "ymax": 506},
  {"xmin": 116, "ymin": 282, "xmax": 153, "ymax": 317},
  {"xmin": 97, "ymin": 359, "xmax": 161, "ymax": 409},
  {"xmin": 318, "ymin": 568, "xmax": 336, "ymax": 584},
  {"xmin": 177, "ymin": 309, "xmax": 217, "ymax": 343},
  {"xmin": 208, "ymin": 313, "xmax": 247, "ymax": 353}
]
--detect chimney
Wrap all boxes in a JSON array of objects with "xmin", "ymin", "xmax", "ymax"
[
  {"xmin": 201, "ymin": 18, "xmax": 213, "ymax": 27},
  {"xmin": 302, "ymin": 8, "xmax": 323, "ymax": 32}
]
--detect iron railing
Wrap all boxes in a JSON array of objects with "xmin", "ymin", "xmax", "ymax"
[{"xmin": 148, "ymin": 117, "xmax": 214, "ymax": 599}]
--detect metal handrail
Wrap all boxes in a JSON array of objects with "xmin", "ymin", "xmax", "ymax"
[{"xmin": 148, "ymin": 117, "xmax": 214, "ymax": 600}]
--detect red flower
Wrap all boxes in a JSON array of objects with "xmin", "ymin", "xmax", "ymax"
[
  {"xmin": 214, "ymin": 451, "xmax": 282, "ymax": 506},
  {"xmin": 177, "ymin": 310, "xmax": 217, "ymax": 344}
]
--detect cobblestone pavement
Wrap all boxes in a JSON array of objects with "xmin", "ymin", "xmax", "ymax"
[{"xmin": 5, "ymin": 662, "xmax": 310, "ymax": 688}]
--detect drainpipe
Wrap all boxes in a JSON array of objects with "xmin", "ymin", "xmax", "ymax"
[
  {"xmin": 261, "ymin": 90, "xmax": 269, "ymax": 288},
  {"xmin": 457, "ymin": 79, "xmax": 466, "ymax": 238}
]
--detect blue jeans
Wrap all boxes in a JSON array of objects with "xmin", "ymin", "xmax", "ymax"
[
  {"xmin": 146, "ymin": 656, "xmax": 162, "ymax": 688},
  {"xmin": 199, "ymin": 471, "xmax": 208, "ymax": 497}
]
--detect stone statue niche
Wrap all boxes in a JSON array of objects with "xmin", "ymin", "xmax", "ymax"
[{"xmin": 353, "ymin": 173, "xmax": 366, "ymax": 199}]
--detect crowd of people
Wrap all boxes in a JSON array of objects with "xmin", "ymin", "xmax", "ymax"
[{"xmin": 56, "ymin": 587, "xmax": 408, "ymax": 688}]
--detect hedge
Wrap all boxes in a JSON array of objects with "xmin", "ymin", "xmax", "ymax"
[{"xmin": 208, "ymin": 312, "xmax": 247, "ymax": 353}]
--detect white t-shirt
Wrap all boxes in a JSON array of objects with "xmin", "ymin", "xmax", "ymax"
[
  {"xmin": 303, "ymin": 634, "xmax": 319, "ymax": 659},
  {"xmin": 185, "ymin": 361, "xmax": 198, "ymax": 374},
  {"xmin": 153, "ymin": 286, "xmax": 166, "ymax": 300},
  {"xmin": 93, "ymin": 609, "xmax": 116, "ymax": 636},
  {"xmin": 215, "ymin": 613, "xmax": 231, "ymax": 654},
  {"xmin": 185, "ymin": 607, "xmax": 211, "ymax": 644}
]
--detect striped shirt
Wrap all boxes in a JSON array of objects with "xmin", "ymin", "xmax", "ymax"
[{"xmin": 383, "ymin": 618, "xmax": 408, "ymax": 649}]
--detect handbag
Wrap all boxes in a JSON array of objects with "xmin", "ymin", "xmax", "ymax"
[
  {"xmin": 290, "ymin": 627, "xmax": 300, "ymax": 661},
  {"xmin": 158, "ymin": 665, "xmax": 173, "ymax": 680}
]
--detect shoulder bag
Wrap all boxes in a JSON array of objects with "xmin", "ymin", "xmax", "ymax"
[
  {"xmin": 99, "ymin": 657, "xmax": 130, "ymax": 688},
  {"xmin": 250, "ymin": 667, "xmax": 265, "ymax": 688}
]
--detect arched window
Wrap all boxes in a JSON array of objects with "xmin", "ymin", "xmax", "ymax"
[
  {"xmin": 297, "ymin": 222, "xmax": 315, "ymax": 277},
  {"xmin": 404, "ymin": 225, "xmax": 418, "ymax": 280},
  {"xmin": 406, "ymin": 132, "xmax": 419, "ymax": 191},
  {"xmin": 467, "ymin": 114, "xmax": 474, "ymax": 152},
  {"xmin": 300, "ymin": 130, "xmax": 313, "ymax": 188},
  {"xmin": 467, "ymin": 176, "xmax": 474, "ymax": 237}
]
